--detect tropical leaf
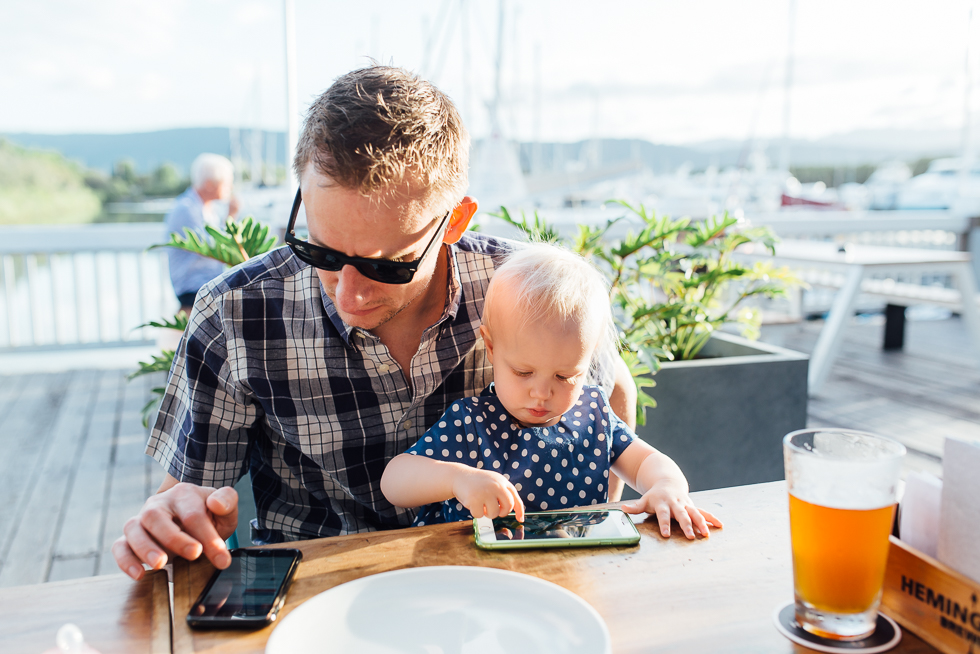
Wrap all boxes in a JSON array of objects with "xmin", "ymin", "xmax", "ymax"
[
  {"xmin": 139, "ymin": 387, "xmax": 167, "ymax": 429},
  {"xmin": 129, "ymin": 350, "xmax": 176, "ymax": 380},
  {"xmin": 137, "ymin": 311, "xmax": 188, "ymax": 332},
  {"xmin": 488, "ymin": 206, "xmax": 562, "ymax": 243},
  {"xmin": 150, "ymin": 215, "xmax": 278, "ymax": 266}
]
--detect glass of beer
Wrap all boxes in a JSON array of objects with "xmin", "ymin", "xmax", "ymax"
[{"xmin": 784, "ymin": 428, "xmax": 905, "ymax": 640}]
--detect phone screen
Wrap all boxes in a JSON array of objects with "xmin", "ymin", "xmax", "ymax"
[
  {"xmin": 190, "ymin": 549, "xmax": 300, "ymax": 620},
  {"xmin": 490, "ymin": 511, "xmax": 628, "ymax": 540}
]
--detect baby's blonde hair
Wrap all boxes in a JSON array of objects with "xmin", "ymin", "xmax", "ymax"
[{"xmin": 484, "ymin": 243, "xmax": 616, "ymax": 376}]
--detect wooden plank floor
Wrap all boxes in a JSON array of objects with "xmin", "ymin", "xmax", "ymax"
[
  {"xmin": 761, "ymin": 313, "xmax": 980, "ymax": 480},
  {"xmin": 0, "ymin": 370, "xmax": 164, "ymax": 588},
  {"xmin": 0, "ymin": 314, "xmax": 977, "ymax": 587}
]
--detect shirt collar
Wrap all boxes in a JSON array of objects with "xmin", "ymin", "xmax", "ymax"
[{"xmin": 319, "ymin": 242, "xmax": 464, "ymax": 347}]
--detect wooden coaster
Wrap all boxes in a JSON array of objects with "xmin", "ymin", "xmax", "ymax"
[{"xmin": 773, "ymin": 603, "xmax": 902, "ymax": 653}]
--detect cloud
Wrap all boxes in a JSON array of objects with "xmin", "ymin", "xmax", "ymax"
[
  {"xmin": 138, "ymin": 73, "xmax": 171, "ymax": 101},
  {"xmin": 25, "ymin": 59, "xmax": 58, "ymax": 79},
  {"xmin": 235, "ymin": 1, "xmax": 275, "ymax": 26}
]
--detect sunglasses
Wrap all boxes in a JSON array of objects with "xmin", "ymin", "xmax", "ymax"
[{"xmin": 285, "ymin": 188, "xmax": 452, "ymax": 285}]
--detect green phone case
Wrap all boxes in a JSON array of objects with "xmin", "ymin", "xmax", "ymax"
[{"xmin": 472, "ymin": 509, "xmax": 641, "ymax": 550}]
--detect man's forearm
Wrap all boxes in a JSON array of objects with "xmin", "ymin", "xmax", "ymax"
[
  {"xmin": 608, "ymin": 355, "xmax": 637, "ymax": 502},
  {"xmin": 609, "ymin": 355, "xmax": 637, "ymax": 430}
]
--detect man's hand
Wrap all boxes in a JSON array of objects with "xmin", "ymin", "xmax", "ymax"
[
  {"xmin": 452, "ymin": 468, "xmax": 525, "ymax": 522},
  {"xmin": 111, "ymin": 482, "xmax": 239, "ymax": 580},
  {"xmin": 620, "ymin": 478, "xmax": 723, "ymax": 539}
]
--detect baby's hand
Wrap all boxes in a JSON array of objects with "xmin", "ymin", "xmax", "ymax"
[
  {"xmin": 452, "ymin": 467, "xmax": 525, "ymax": 522},
  {"xmin": 620, "ymin": 478, "xmax": 723, "ymax": 539}
]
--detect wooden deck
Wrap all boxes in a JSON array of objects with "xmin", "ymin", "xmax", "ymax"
[
  {"xmin": 0, "ymin": 370, "xmax": 164, "ymax": 587},
  {"xmin": 762, "ymin": 313, "xmax": 980, "ymax": 479},
  {"xmin": 0, "ymin": 315, "xmax": 977, "ymax": 587}
]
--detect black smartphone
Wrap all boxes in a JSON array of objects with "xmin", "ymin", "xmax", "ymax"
[{"xmin": 186, "ymin": 548, "xmax": 302, "ymax": 629}]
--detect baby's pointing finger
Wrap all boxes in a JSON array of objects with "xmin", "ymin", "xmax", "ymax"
[
  {"xmin": 510, "ymin": 486, "xmax": 525, "ymax": 522},
  {"xmin": 496, "ymin": 491, "xmax": 514, "ymax": 519}
]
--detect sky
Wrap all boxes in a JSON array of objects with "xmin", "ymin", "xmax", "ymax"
[{"xmin": 1, "ymin": 0, "xmax": 977, "ymax": 145}]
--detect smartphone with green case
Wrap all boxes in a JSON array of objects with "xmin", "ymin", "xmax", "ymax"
[{"xmin": 473, "ymin": 509, "xmax": 640, "ymax": 550}]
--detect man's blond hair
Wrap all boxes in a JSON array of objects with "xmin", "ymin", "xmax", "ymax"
[{"xmin": 293, "ymin": 66, "xmax": 469, "ymax": 211}]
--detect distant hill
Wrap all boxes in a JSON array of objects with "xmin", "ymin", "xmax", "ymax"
[
  {"xmin": 2, "ymin": 127, "xmax": 288, "ymax": 174},
  {"xmin": 0, "ymin": 139, "xmax": 101, "ymax": 225},
  {"xmin": 1, "ymin": 126, "xmax": 963, "ymax": 179},
  {"xmin": 686, "ymin": 128, "xmax": 961, "ymax": 166}
]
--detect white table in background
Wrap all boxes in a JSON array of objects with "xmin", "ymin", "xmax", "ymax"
[{"xmin": 738, "ymin": 239, "xmax": 980, "ymax": 396}]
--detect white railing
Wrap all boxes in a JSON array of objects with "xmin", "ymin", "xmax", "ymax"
[
  {"xmin": 3, "ymin": 212, "xmax": 978, "ymax": 351},
  {"xmin": 0, "ymin": 223, "xmax": 178, "ymax": 351},
  {"xmin": 748, "ymin": 209, "xmax": 974, "ymax": 250}
]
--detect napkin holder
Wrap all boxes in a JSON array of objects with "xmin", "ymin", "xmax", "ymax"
[{"xmin": 881, "ymin": 536, "xmax": 980, "ymax": 654}]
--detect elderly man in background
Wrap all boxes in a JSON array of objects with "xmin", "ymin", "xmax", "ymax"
[{"xmin": 165, "ymin": 153, "xmax": 239, "ymax": 313}]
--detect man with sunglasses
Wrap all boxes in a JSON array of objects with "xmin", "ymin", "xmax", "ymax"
[{"xmin": 113, "ymin": 66, "xmax": 636, "ymax": 580}]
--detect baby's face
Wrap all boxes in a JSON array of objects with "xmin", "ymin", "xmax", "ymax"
[{"xmin": 481, "ymin": 309, "xmax": 598, "ymax": 428}]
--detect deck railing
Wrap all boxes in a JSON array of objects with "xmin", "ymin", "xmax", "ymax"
[
  {"xmin": 0, "ymin": 223, "xmax": 177, "ymax": 352},
  {"xmin": 747, "ymin": 210, "xmax": 976, "ymax": 251},
  {"xmin": 2, "ymin": 212, "xmax": 978, "ymax": 351}
]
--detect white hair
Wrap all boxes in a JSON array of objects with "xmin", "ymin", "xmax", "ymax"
[
  {"xmin": 190, "ymin": 153, "xmax": 234, "ymax": 189},
  {"xmin": 484, "ymin": 243, "xmax": 617, "ymax": 374}
]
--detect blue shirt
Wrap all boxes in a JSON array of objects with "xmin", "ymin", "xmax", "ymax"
[
  {"xmin": 146, "ymin": 234, "xmax": 523, "ymax": 542},
  {"xmin": 165, "ymin": 187, "xmax": 229, "ymax": 297},
  {"xmin": 406, "ymin": 384, "xmax": 635, "ymax": 526}
]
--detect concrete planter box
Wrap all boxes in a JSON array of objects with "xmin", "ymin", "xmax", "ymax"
[{"xmin": 623, "ymin": 331, "xmax": 809, "ymax": 497}]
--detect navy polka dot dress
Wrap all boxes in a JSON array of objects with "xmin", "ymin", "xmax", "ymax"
[{"xmin": 405, "ymin": 384, "xmax": 636, "ymax": 526}]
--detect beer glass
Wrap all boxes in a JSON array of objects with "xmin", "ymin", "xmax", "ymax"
[{"xmin": 784, "ymin": 429, "xmax": 905, "ymax": 640}]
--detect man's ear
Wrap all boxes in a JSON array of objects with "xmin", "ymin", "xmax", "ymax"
[
  {"xmin": 443, "ymin": 196, "xmax": 478, "ymax": 245},
  {"xmin": 479, "ymin": 324, "xmax": 494, "ymax": 363}
]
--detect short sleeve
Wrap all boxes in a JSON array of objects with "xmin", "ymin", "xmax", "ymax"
[
  {"xmin": 404, "ymin": 400, "xmax": 481, "ymax": 465},
  {"xmin": 146, "ymin": 289, "xmax": 261, "ymax": 488}
]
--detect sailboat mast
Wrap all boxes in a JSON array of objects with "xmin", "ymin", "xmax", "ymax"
[
  {"xmin": 491, "ymin": 0, "xmax": 505, "ymax": 137},
  {"xmin": 284, "ymin": 0, "xmax": 299, "ymax": 190},
  {"xmin": 779, "ymin": 0, "xmax": 796, "ymax": 173},
  {"xmin": 962, "ymin": 4, "xmax": 975, "ymax": 190}
]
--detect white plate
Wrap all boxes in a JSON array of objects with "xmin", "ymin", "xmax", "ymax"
[{"xmin": 266, "ymin": 565, "xmax": 611, "ymax": 654}]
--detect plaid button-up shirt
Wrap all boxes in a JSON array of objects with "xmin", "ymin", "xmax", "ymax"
[{"xmin": 147, "ymin": 232, "xmax": 516, "ymax": 542}]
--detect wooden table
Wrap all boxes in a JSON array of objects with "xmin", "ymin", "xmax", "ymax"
[
  {"xmin": 0, "ymin": 569, "xmax": 170, "ymax": 654},
  {"xmin": 737, "ymin": 239, "xmax": 980, "ymax": 396},
  {"xmin": 170, "ymin": 482, "xmax": 939, "ymax": 654}
]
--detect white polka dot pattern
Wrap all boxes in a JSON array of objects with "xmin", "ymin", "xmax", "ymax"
[{"xmin": 406, "ymin": 384, "xmax": 636, "ymax": 526}]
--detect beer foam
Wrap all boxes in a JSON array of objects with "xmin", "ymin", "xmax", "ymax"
[
  {"xmin": 785, "ymin": 430, "xmax": 904, "ymax": 509},
  {"xmin": 788, "ymin": 458, "xmax": 901, "ymax": 509},
  {"xmin": 810, "ymin": 431, "xmax": 903, "ymax": 460},
  {"xmin": 790, "ymin": 485, "xmax": 895, "ymax": 510}
]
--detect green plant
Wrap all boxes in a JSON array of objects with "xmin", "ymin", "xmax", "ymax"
[
  {"xmin": 492, "ymin": 201, "xmax": 801, "ymax": 425},
  {"xmin": 149, "ymin": 216, "xmax": 278, "ymax": 266},
  {"xmin": 130, "ymin": 217, "xmax": 278, "ymax": 426}
]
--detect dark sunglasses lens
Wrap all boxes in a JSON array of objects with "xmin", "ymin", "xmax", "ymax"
[
  {"xmin": 291, "ymin": 242, "xmax": 342, "ymax": 271},
  {"xmin": 355, "ymin": 262, "xmax": 414, "ymax": 284}
]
